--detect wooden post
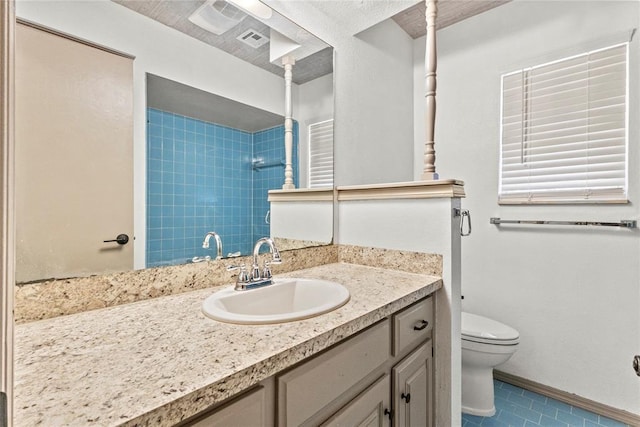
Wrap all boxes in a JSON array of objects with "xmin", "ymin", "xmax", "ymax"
[
  {"xmin": 282, "ymin": 55, "xmax": 295, "ymax": 190},
  {"xmin": 422, "ymin": 0, "xmax": 439, "ymax": 181}
]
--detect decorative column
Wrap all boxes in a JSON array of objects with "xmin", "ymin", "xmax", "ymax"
[
  {"xmin": 282, "ymin": 55, "xmax": 296, "ymax": 189},
  {"xmin": 421, "ymin": 0, "xmax": 439, "ymax": 181}
]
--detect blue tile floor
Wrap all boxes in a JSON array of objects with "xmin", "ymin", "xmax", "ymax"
[{"xmin": 462, "ymin": 380, "xmax": 631, "ymax": 427}]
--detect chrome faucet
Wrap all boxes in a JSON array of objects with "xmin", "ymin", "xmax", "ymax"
[
  {"xmin": 228, "ymin": 237, "xmax": 281, "ymax": 291},
  {"xmin": 226, "ymin": 237, "xmax": 282, "ymax": 291},
  {"xmin": 201, "ymin": 231, "xmax": 223, "ymax": 260},
  {"xmin": 251, "ymin": 237, "xmax": 282, "ymax": 281}
]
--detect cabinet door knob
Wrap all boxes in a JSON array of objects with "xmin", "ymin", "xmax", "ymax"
[
  {"xmin": 384, "ymin": 408, "xmax": 392, "ymax": 419},
  {"xmin": 401, "ymin": 392, "xmax": 411, "ymax": 403},
  {"xmin": 413, "ymin": 320, "xmax": 429, "ymax": 331}
]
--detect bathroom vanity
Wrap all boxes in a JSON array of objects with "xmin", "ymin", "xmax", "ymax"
[
  {"xmin": 186, "ymin": 295, "xmax": 434, "ymax": 426},
  {"xmin": 13, "ymin": 261, "xmax": 442, "ymax": 426}
]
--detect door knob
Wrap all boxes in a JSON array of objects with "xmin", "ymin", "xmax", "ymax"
[
  {"xmin": 103, "ymin": 234, "xmax": 129, "ymax": 245},
  {"xmin": 634, "ymin": 355, "xmax": 640, "ymax": 377}
]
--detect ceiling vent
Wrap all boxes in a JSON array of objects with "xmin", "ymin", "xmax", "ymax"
[
  {"xmin": 189, "ymin": 0, "xmax": 246, "ymax": 35},
  {"xmin": 236, "ymin": 29, "xmax": 270, "ymax": 48}
]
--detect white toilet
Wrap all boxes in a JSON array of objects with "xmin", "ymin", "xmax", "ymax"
[{"xmin": 461, "ymin": 312, "xmax": 520, "ymax": 416}]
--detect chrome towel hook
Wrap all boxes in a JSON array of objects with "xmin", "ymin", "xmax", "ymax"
[{"xmin": 454, "ymin": 208, "xmax": 472, "ymax": 236}]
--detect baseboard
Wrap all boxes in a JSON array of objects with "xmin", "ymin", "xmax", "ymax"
[{"xmin": 494, "ymin": 370, "xmax": 640, "ymax": 426}]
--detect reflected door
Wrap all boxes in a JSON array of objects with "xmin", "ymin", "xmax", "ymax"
[{"xmin": 15, "ymin": 23, "xmax": 133, "ymax": 283}]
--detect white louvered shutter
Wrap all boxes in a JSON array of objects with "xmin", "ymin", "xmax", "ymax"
[
  {"xmin": 308, "ymin": 119, "xmax": 334, "ymax": 188},
  {"xmin": 499, "ymin": 43, "xmax": 628, "ymax": 204}
]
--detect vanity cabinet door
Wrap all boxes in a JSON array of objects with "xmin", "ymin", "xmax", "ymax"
[
  {"xmin": 184, "ymin": 385, "xmax": 270, "ymax": 427},
  {"xmin": 278, "ymin": 320, "xmax": 391, "ymax": 426},
  {"xmin": 321, "ymin": 374, "xmax": 391, "ymax": 427},
  {"xmin": 392, "ymin": 340, "xmax": 433, "ymax": 427}
]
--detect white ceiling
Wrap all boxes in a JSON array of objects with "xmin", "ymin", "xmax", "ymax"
[
  {"xmin": 113, "ymin": 0, "xmax": 333, "ymax": 84},
  {"xmin": 114, "ymin": 0, "xmax": 510, "ymax": 85},
  {"xmin": 264, "ymin": 0, "xmax": 511, "ymax": 38},
  {"xmin": 291, "ymin": 0, "xmax": 423, "ymax": 37}
]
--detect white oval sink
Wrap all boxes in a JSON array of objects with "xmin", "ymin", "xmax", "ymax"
[{"xmin": 202, "ymin": 278, "xmax": 350, "ymax": 324}]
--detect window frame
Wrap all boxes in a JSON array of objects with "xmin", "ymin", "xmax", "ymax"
[{"xmin": 498, "ymin": 42, "xmax": 630, "ymax": 205}]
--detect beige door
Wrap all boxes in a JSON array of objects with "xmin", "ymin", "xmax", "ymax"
[
  {"xmin": 0, "ymin": 1, "xmax": 14, "ymax": 422},
  {"xmin": 15, "ymin": 22, "xmax": 133, "ymax": 283}
]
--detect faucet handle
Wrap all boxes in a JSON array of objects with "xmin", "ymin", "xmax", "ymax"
[
  {"xmin": 271, "ymin": 248, "xmax": 282, "ymax": 264},
  {"xmin": 238, "ymin": 266, "xmax": 250, "ymax": 283},
  {"xmin": 262, "ymin": 261, "xmax": 272, "ymax": 279},
  {"xmin": 250, "ymin": 263, "xmax": 262, "ymax": 282},
  {"xmin": 227, "ymin": 264, "xmax": 250, "ymax": 283}
]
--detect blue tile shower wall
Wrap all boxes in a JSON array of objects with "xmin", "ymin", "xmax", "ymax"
[
  {"xmin": 147, "ymin": 108, "xmax": 297, "ymax": 267},
  {"xmin": 252, "ymin": 123, "xmax": 298, "ymax": 245}
]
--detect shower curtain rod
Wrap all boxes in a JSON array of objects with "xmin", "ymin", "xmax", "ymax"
[{"xmin": 489, "ymin": 217, "xmax": 637, "ymax": 229}]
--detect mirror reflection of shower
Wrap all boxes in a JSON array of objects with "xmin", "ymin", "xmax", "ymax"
[
  {"xmin": 142, "ymin": 2, "xmax": 334, "ymax": 267},
  {"xmin": 145, "ymin": 74, "xmax": 298, "ymax": 268}
]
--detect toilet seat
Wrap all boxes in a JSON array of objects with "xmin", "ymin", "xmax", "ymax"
[{"xmin": 462, "ymin": 312, "xmax": 519, "ymax": 346}]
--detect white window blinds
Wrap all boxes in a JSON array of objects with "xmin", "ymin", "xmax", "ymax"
[
  {"xmin": 499, "ymin": 43, "xmax": 628, "ymax": 204},
  {"xmin": 308, "ymin": 119, "xmax": 334, "ymax": 188}
]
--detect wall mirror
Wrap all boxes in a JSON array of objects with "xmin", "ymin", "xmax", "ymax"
[{"xmin": 14, "ymin": 0, "xmax": 334, "ymax": 283}]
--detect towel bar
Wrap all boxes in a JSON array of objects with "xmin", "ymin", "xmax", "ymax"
[{"xmin": 489, "ymin": 218, "xmax": 637, "ymax": 229}]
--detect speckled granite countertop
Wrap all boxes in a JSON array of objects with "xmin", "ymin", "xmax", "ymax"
[{"xmin": 14, "ymin": 262, "xmax": 442, "ymax": 427}]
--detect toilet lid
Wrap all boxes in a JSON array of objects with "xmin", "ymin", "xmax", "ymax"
[{"xmin": 462, "ymin": 312, "xmax": 519, "ymax": 344}]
